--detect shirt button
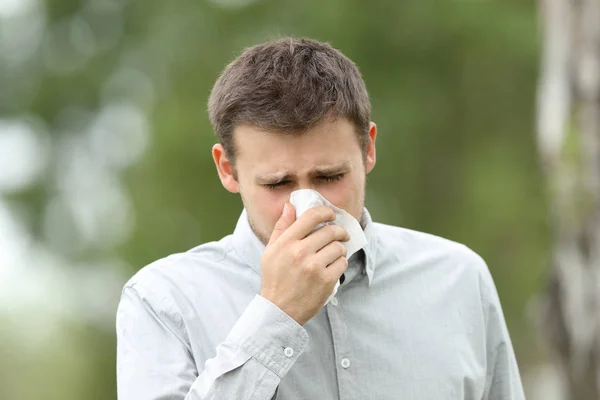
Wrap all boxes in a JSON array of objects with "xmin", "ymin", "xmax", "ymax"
[
  {"xmin": 284, "ymin": 347, "xmax": 294, "ymax": 358},
  {"xmin": 330, "ymin": 297, "xmax": 339, "ymax": 306},
  {"xmin": 341, "ymin": 358, "xmax": 351, "ymax": 368}
]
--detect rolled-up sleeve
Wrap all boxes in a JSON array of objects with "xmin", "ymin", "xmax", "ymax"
[{"xmin": 116, "ymin": 283, "xmax": 308, "ymax": 399}]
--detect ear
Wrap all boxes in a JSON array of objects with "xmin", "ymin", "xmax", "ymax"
[
  {"xmin": 365, "ymin": 122, "xmax": 377, "ymax": 174},
  {"xmin": 212, "ymin": 144, "xmax": 240, "ymax": 193}
]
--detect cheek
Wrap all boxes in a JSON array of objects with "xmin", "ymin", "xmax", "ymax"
[
  {"xmin": 318, "ymin": 181, "xmax": 358, "ymax": 209},
  {"xmin": 255, "ymin": 189, "xmax": 289, "ymax": 223}
]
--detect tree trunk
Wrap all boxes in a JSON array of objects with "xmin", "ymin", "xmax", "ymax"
[{"xmin": 536, "ymin": 0, "xmax": 600, "ymax": 398}]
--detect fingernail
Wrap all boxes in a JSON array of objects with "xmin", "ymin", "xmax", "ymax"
[{"xmin": 283, "ymin": 202, "xmax": 289, "ymax": 215}]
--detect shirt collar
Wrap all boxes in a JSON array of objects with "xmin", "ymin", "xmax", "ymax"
[{"xmin": 231, "ymin": 208, "xmax": 378, "ymax": 286}]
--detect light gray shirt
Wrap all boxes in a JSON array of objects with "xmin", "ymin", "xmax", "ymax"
[{"xmin": 116, "ymin": 208, "xmax": 525, "ymax": 399}]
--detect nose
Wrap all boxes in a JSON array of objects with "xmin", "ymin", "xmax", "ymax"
[{"xmin": 295, "ymin": 179, "xmax": 317, "ymax": 191}]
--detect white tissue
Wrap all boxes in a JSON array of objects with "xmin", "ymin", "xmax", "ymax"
[{"xmin": 289, "ymin": 189, "xmax": 367, "ymax": 304}]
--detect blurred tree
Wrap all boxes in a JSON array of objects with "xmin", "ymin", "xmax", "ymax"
[{"xmin": 536, "ymin": 0, "xmax": 600, "ymax": 398}]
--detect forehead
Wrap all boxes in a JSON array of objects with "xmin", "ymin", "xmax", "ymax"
[{"xmin": 234, "ymin": 118, "xmax": 360, "ymax": 164}]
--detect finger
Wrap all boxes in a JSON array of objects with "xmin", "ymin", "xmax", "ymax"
[
  {"xmin": 268, "ymin": 202, "xmax": 296, "ymax": 245},
  {"xmin": 280, "ymin": 206, "xmax": 335, "ymax": 241},
  {"xmin": 323, "ymin": 255, "xmax": 348, "ymax": 282},
  {"xmin": 311, "ymin": 241, "xmax": 347, "ymax": 269},
  {"xmin": 303, "ymin": 224, "xmax": 349, "ymax": 254}
]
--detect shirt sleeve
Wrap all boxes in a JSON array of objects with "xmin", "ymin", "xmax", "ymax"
[
  {"xmin": 477, "ymin": 260, "xmax": 526, "ymax": 400},
  {"xmin": 116, "ymin": 283, "xmax": 309, "ymax": 399}
]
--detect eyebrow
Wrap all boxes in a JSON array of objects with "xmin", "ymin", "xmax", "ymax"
[{"xmin": 255, "ymin": 162, "xmax": 351, "ymax": 184}]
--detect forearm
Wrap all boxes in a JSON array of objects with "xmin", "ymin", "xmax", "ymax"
[{"xmin": 117, "ymin": 289, "xmax": 308, "ymax": 400}]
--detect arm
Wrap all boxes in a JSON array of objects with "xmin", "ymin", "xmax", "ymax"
[
  {"xmin": 116, "ymin": 283, "xmax": 308, "ymax": 399},
  {"xmin": 478, "ymin": 261, "xmax": 526, "ymax": 400}
]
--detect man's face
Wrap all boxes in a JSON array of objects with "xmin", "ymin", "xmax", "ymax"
[{"xmin": 213, "ymin": 117, "xmax": 377, "ymax": 245}]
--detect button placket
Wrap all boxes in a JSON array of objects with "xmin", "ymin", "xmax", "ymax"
[{"xmin": 326, "ymin": 293, "xmax": 354, "ymax": 400}]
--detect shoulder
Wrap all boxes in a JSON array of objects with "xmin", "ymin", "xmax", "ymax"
[
  {"xmin": 373, "ymin": 221, "xmax": 485, "ymax": 263},
  {"xmin": 122, "ymin": 235, "xmax": 234, "ymax": 296},
  {"xmin": 372, "ymin": 221, "xmax": 490, "ymax": 278},
  {"xmin": 372, "ymin": 222, "xmax": 503, "ymax": 315}
]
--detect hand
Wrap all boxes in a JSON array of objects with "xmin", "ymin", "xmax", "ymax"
[{"xmin": 259, "ymin": 202, "xmax": 349, "ymax": 325}]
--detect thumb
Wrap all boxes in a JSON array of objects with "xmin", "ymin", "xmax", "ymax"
[{"xmin": 268, "ymin": 202, "xmax": 296, "ymax": 245}]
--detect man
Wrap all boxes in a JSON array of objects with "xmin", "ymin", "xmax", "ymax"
[{"xmin": 116, "ymin": 37, "xmax": 525, "ymax": 399}]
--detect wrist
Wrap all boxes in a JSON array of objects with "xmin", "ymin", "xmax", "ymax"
[{"xmin": 259, "ymin": 292, "xmax": 306, "ymax": 326}]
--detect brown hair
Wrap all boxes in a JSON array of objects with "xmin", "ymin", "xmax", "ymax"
[{"xmin": 208, "ymin": 37, "xmax": 371, "ymax": 167}]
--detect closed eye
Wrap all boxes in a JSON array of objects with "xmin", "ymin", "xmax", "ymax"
[
  {"xmin": 263, "ymin": 174, "xmax": 345, "ymax": 190},
  {"xmin": 319, "ymin": 174, "xmax": 344, "ymax": 182},
  {"xmin": 264, "ymin": 181, "xmax": 289, "ymax": 190}
]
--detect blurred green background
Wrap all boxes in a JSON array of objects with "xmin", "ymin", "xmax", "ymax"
[{"xmin": 0, "ymin": 0, "xmax": 553, "ymax": 398}]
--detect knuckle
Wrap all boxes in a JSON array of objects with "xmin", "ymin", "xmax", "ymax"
[
  {"xmin": 324, "ymin": 225, "xmax": 336, "ymax": 241},
  {"xmin": 343, "ymin": 226, "xmax": 350, "ymax": 238},
  {"xmin": 325, "ymin": 207, "xmax": 335, "ymax": 221},
  {"xmin": 291, "ymin": 245, "xmax": 306, "ymax": 261},
  {"xmin": 305, "ymin": 260, "xmax": 319, "ymax": 272},
  {"xmin": 340, "ymin": 256, "xmax": 348, "ymax": 267},
  {"xmin": 314, "ymin": 206, "xmax": 334, "ymax": 221},
  {"xmin": 335, "ymin": 224, "xmax": 346, "ymax": 236},
  {"xmin": 307, "ymin": 207, "xmax": 321, "ymax": 220}
]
